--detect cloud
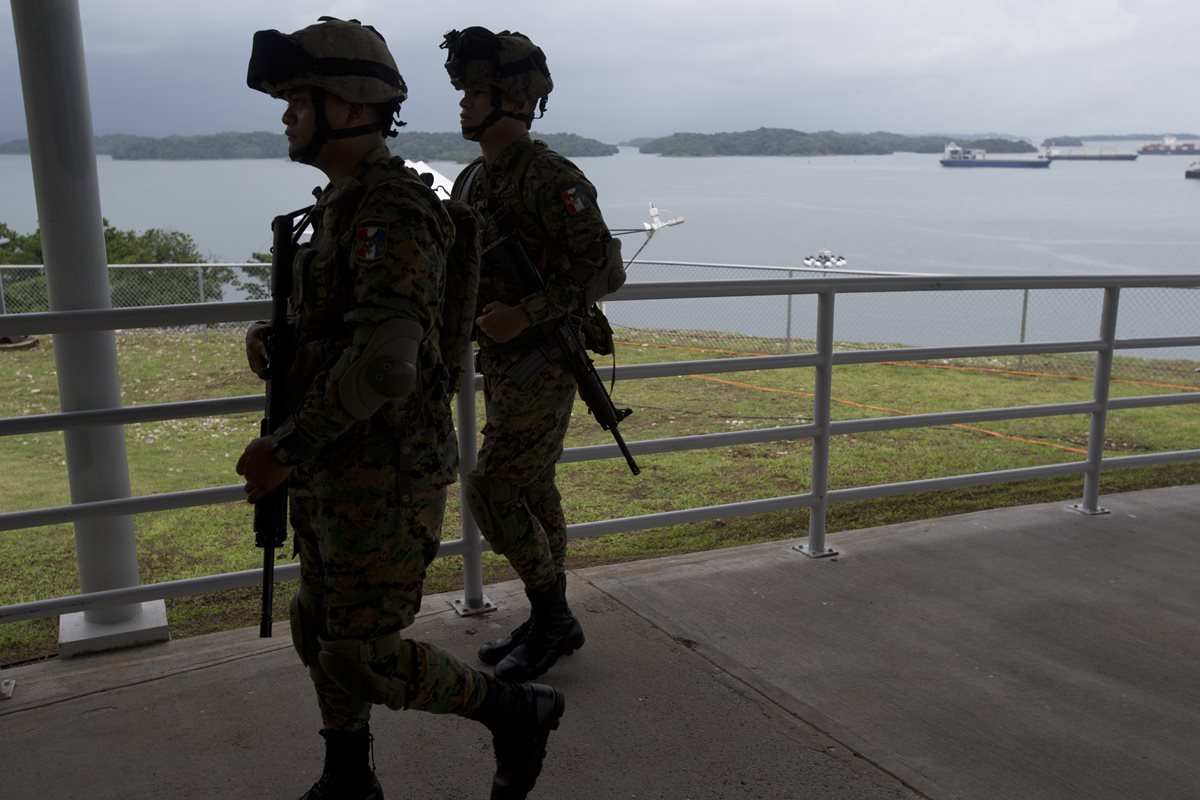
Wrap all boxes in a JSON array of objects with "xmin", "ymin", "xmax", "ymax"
[{"xmin": 2, "ymin": 0, "xmax": 1198, "ymax": 144}]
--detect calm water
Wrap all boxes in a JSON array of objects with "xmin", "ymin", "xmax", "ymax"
[{"xmin": 1, "ymin": 145, "xmax": 1197, "ymax": 352}]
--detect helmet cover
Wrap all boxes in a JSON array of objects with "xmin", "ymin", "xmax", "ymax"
[
  {"xmin": 441, "ymin": 27, "xmax": 552, "ymax": 104},
  {"xmin": 248, "ymin": 17, "xmax": 407, "ymax": 105}
]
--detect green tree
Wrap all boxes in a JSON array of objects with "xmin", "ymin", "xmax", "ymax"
[
  {"xmin": 0, "ymin": 221, "xmax": 47, "ymax": 313},
  {"xmin": 230, "ymin": 252, "xmax": 271, "ymax": 301},
  {"xmin": 0, "ymin": 220, "xmax": 230, "ymax": 312},
  {"xmin": 638, "ymin": 129, "xmax": 1037, "ymax": 157}
]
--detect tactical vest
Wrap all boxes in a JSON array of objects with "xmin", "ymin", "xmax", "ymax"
[
  {"xmin": 501, "ymin": 144, "xmax": 626, "ymax": 308},
  {"xmin": 453, "ymin": 141, "xmax": 622, "ymax": 355},
  {"xmin": 288, "ymin": 154, "xmax": 477, "ymax": 415}
]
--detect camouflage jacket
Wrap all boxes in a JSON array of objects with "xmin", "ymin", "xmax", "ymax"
[
  {"xmin": 271, "ymin": 145, "xmax": 458, "ymax": 488},
  {"xmin": 467, "ymin": 135, "xmax": 611, "ymax": 352}
]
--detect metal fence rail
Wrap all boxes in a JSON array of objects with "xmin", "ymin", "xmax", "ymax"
[{"xmin": 1, "ymin": 271, "xmax": 1198, "ymax": 629}]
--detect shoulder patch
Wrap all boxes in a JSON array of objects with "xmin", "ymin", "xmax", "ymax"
[
  {"xmin": 561, "ymin": 186, "xmax": 590, "ymax": 215},
  {"xmin": 355, "ymin": 225, "xmax": 388, "ymax": 261}
]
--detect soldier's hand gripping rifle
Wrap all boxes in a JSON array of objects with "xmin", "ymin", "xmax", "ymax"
[
  {"xmin": 492, "ymin": 231, "xmax": 641, "ymax": 475},
  {"xmin": 255, "ymin": 205, "xmax": 313, "ymax": 638}
]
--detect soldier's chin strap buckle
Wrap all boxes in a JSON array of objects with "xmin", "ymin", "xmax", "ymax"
[{"xmin": 317, "ymin": 633, "xmax": 410, "ymax": 710}]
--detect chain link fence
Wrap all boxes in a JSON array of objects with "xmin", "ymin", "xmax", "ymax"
[
  {"xmin": 0, "ymin": 263, "xmax": 268, "ymax": 328},
  {"xmin": 4, "ymin": 262, "xmax": 1198, "ymax": 386},
  {"xmin": 610, "ymin": 262, "xmax": 1200, "ymax": 387}
]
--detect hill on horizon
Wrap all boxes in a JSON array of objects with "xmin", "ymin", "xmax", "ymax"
[
  {"xmin": 3, "ymin": 129, "xmax": 1193, "ymax": 160},
  {"xmin": 0, "ymin": 131, "xmax": 617, "ymax": 162}
]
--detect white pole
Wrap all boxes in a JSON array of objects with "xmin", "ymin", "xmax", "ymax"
[
  {"xmin": 453, "ymin": 342, "xmax": 493, "ymax": 615},
  {"xmin": 11, "ymin": 0, "xmax": 167, "ymax": 652}
]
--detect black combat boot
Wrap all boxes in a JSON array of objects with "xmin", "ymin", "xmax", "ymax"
[
  {"xmin": 470, "ymin": 674, "xmax": 565, "ymax": 799},
  {"xmin": 478, "ymin": 615, "xmax": 532, "ymax": 665},
  {"xmin": 300, "ymin": 728, "xmax": 384, "ymax": 800},
  {"xmin": 494, "ymin": 574, "xmax": 584, "ymax": 683}
]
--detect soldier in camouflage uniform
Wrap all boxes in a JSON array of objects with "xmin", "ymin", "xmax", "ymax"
[
  {"xmin": 441, "ymin": 28, "xmax": 614, "ymax": 682},
  {"xmin": 237, "ymin": 18, "xmax": 564, "ymax": 800}
]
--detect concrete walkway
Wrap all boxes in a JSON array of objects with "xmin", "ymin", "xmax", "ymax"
[{"xmin": 2, "ymin": 485, "xmax": 1198, "ymax": 800}]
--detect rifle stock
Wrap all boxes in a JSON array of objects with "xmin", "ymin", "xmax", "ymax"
[
  {"xmin": 254, "ymin": 209, "xmax": 307, "ymax": 637},
  {"xmin": 495, "ymin": 233, "xmax": 640, "ymax": 475}
]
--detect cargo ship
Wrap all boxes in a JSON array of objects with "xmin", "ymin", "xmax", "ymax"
[
  {"xmin": 1041, "ymin": 147, "xmax": 1137, "ymax": 161},
  {"xmin": 940, "ymin": 143, "xmax": 1049, "ymax": 168},
  {"xmin": 1138, "ymin": 136, "xmax": 1200, "ymax": 156}
]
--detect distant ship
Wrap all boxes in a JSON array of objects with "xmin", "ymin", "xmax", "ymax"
[
  {"xmin": 940, "ymin": 143, "xmax": 1050, "ymax": 168},
  {"xmin": 1137, "ymin": 136, "xmax": 1200, "ymax": 156},
  {"xmin": 1041, "ymin": 147, "xmax": 1137, "ymax": 161},
  {"xmin": 1187, "ymin": 162, "xmax": 1200, "ymax": 180}
]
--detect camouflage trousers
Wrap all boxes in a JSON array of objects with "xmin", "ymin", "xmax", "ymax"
[
  {"xmin": 473, "ymin": 344, "xmax": 576, "ymax": 592},
  {"xmin": 290, "ymin": 447, "xmax": 485, "ymax": 731}
]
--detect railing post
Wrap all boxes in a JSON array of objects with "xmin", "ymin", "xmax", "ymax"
[
  {"xmin": 11, "ymin": 0, "xmax": 167, "ymax": 654},
  {"xmin": 784, "ymin": 270, "xmax": 794, "ymax": 354},
  {"xmin": 796, "ymin": 289, "xmax": 837, "ymax": 557},
  {"xmin": 1071, "ymin": 286, "xmax": 1119, "ymax": 516},
  {"xmin": 451, "ymin": 341, "xmax": 495, "ymax": 616},
  {"xmin": 1017, "ymin": 288, "xmax": 1030, "ymax": 370}
]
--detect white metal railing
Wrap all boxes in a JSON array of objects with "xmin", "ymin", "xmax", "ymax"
[{"xmin": 1, "ymin": 272, "xmax": 1199, "ymax": 626}]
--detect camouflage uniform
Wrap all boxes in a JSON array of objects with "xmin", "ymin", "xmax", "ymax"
[
  {"xmin": 276, "ymin": 145, "xmax": 487, "ymax": 730},
  {"xmin": 464, "ymin": 135, "xmax": 611, "ymax": 592},
  {"xmin": 247, "ymin": 20, "xmax": 565, "ymax": 799}
]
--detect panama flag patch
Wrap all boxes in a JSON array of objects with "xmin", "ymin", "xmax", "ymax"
[
  {"xmin": 355, "ymin": 226, "xmax": 387, "ymax": 260},
  {"xmin": 561, "ymin": 186, "xmax": 590, "ymax": 215}
]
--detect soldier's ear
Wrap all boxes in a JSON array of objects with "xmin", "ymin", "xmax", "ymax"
[
  {"xmin": 324, "ymin": 95, "xmax": 371, "ymax": 129},
  {"xmin": 344, "ymin": 101, "xmax": 372, "ymax": 125},
  {"xmin": 501, "ymin": 95, "xmax": 532, "ymax": 115}
]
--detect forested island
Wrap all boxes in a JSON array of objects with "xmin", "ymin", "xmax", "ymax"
[
  {"xmin": 390, "ymin": 131, "xmax": 617, "ymax": 161},
  {"xmin": 0, "ymin": 131, "xmax": 616, "ymax": 162},
  {"xmin": 0, "ymin": 128, "xmax": 1033, "ymax": 160},
  {"xmin": 636, "ymin": 128, "xmax": 1037, "ymax": 156},
  {"xmin": 0, "ymin": 132, "xmax": 290, "ymax": 160},
  {"xmin": 8, "ymin": 128, "xmax": 1192, "ymax": 160},
  {"xmin": 1042, "ymin": 136, "xmax": 1086, "ymax": 147}
]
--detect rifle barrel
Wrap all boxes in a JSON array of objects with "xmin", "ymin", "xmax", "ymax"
[
  {"xmin": 254, "ymin": 210, "xmax": 306, "ymax": 638},
  {"xmin": 498, "ymin": 233, "xmax": 640, "ymax": 475}
]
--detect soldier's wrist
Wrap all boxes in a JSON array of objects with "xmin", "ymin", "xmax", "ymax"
[
  {"xmin": 270, "ymin": 421, "xmax": 319, "ymax": 466},
  {"xmin": 519, "ymin": 294, "xmax": 546, "ymax": 327}
]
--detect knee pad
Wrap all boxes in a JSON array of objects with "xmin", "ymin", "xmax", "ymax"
[
  {"xmin": 464, "ymin": 473, "xmax": 527, "ymax": 555},
  {"xmin": 289, "ymin": 585, "xmax": 323, "ymax": 667},
  {"xmin": 317, "ymin": 633, "xmax": 415, "ymax": 711}
]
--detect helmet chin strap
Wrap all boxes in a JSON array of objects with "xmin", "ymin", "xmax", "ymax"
[
  {"xmin": 292, "ymin": 88, "xmax": 388, "ymax": 164},
  {"xmin": 462, "ymin": 88, "xmax": 533, "ymax": 142}
]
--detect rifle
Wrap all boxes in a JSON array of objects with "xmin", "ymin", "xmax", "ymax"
[
  {"xmin": 255, "ymin": 205, "xmax": 313, "ymax": 637},
  {"xmin": 492, "ymin": 231, "xmax": 640, "ymax": 476}
]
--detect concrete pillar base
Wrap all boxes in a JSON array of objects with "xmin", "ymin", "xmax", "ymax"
[{"xmin": 58, "ymin": 600, "xmax": 170, "ymax": 658}]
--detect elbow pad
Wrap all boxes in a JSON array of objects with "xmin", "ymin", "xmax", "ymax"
[{"xmin": 330, "ymin": 316, "xmax": 424, "ymax": 420}]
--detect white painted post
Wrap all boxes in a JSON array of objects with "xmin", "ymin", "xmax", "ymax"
[
  {"xmin": 452, "ymin": 342, "xmax": 494, "ymax": 615},
  {"xmin": 11, "ymin": 0, "xmax": 168, "ymax": 654},
  {"xmin": 1072, "ymin": 287, "xmax": 1119, "ymax": 516},
  {"xmin": 796, "ymin": 289, "xmax": 837, "ymax": 557}
]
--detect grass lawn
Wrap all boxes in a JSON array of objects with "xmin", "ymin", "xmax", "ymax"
[{"xmin": 2, "ymin": 327, "xmax": 1197, "ymax": 665}]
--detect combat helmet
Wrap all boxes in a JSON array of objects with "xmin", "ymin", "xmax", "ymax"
[
  {"xmin": 441, "ymin": 27, "xmax": 553, "ymax": 139},
  {"xmin": 248, "ymin": 17, "xmax": 407, "ymax": 162}
]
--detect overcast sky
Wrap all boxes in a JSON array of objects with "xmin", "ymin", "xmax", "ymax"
[{"xmin": 2, "ymin": 0, "xmax": 1197, "ymax": 146}]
